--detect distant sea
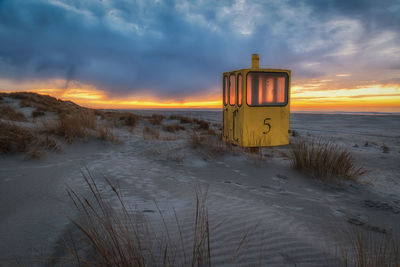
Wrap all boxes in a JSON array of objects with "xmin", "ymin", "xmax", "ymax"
[
  {"xmin": 291, "ymin": 111, "xmax": 400, "ymax": 116},
  {"xmin": 109, "ymin": 108, "xmax": 400, "ymax": 116}
]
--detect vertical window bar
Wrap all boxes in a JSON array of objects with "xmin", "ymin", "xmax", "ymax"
[
  {"xmin": 229, "ymin": 74, "xmax": 236, "ymax": 105},
  {"xmin": 237, "ymin": 74, "xmax": 242, "ymax": 106}
]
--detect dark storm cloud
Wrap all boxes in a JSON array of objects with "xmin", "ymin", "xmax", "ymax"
[
  {"xmin": 0, "ymin": 0, "xmax": 399, "ymax": 97},
  {"xmin": 300, "ymin": 0, "xmax": 400, "ymax": 29}
]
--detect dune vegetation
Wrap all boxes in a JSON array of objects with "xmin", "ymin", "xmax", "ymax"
[
  {"xmin": 289, "ymin": 139, "xmax": 365, "ymax": 183},
  {"xmin": 0, "ymin": 92, "xmax": 138, "ymax": 158},
  {"xmin": 65, "ymin": 171, "xmax": 399, "ymax": 267}
]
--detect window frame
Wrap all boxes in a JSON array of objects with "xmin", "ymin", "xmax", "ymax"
[
  {"xmin": 245, "ymin": 71, "xmax": 289, "ymax": 107},
  {"xmin": 229, "ymin": 73, "xmax": 236, "ymax": 106},
  {"xmin": 223, "ymin": 75, "xmax": 228, "ymax": 106},
  {"xmin": 237, "ymin": 73, "xmax": 243, "ymax": 107}
]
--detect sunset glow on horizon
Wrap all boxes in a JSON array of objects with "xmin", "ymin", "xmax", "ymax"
[{"xmin": 2, "ymin": 79, "xmax": 399, "ymax": 112}]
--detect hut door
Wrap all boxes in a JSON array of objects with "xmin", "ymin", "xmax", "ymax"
[
  {"xmin": 228, "ymin": 74, "xmax": 236, "ymax": 140},
  {"xmin": 233, "ymin": 109, "xmax": 236, "ymax": 141},
  {"xmin": 223, "ymin": 76, "xmax": 229, "ymax": 139}
]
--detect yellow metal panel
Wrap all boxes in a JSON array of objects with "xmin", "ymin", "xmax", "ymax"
[{"xmin": 222, "ymin": 67, "xmax": 291, "ymax": 147}]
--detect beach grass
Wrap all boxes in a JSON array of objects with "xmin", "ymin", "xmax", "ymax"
[
  {"xmin": 290, "ymin": 139, "xmax": 364, "ymax": 182},
  {"xmin": 341, "ymin": 228, "xmax": 400, "ymax": 267},
  {"xmin": 66, "ymin": 170, "xmax": 211, "ymax": 266}
]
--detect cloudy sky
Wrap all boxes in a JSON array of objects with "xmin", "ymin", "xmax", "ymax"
[{"xmin": 0, "ymin": 0, "xmax": 399, "ymax": 111}]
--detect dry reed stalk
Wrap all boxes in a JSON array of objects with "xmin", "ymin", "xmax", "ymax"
[
  {"xmin": 341, "ymin": 227, "xmax": 400, "ymax": 267},
  {"xmin": 67, "ymin": 170, "xmax": 212, "ymax": 266}
]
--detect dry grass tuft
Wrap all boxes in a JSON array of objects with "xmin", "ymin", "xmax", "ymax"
[
  {"xmin": 32, "ymin": 108, "xmax": 46, "ymax": 118},
  {"xmin": 244, "ymin": 147, "xmax": 264, "ymax": 165},
  {"xmin": 36, "ymin": 135, "xmax": 61, "ymax": 152},
  {"xmin": 26, "ymin": 145, "xmax": 43, "ymax": 159},
  {"xmin": 290, "ymin": 139, "xmax": 364, "ymax": 182},
  {"xmin": 122, "ymin": 113, "xmax": 138, "ymax": 128},
  {"xmin": 143, "ymin": 126, "xmax": 160, "ymax": 139},
  {"xmin": 163, "ymin": 124, "xmax": 185, "ymax": 133},
  {"xmin": 0, "ymin": 105, "xmax": 27, "ymax": 121},
  {"xmin": 341, "ymin": 228, "xmax": 400, "ymax": 267},
  {"xmin": 0, "ymin": 122, "xmax": 33, "ymax": 153},
  {"xmin": 98, "ymin": 125, "xmax": 119, "ymax": 142},
  {"xmin": 148, "ymin": 114, "xmax": 165, "ymax": 125},
  {"xmin": 57, "ymin": 113, "xmax": 93, "ymax": 143},
  {"xmin": 190, "ymin": 131, "xmax": 228, "ymax": 158},
  {"xmin": 193, "ymin": 119, "xmax": 210, "ymax": 130},
  {"xmin": 5, "ymin": 92, "xmax": 85, "ymax": 115},
  {"xmin": 42, "ymin": 110, "xmax": 96, "ymax": 143},
  {"xmin": 190, "ymin": 131, "xmax": 203, "ymax": 149},
  {"xmin": 207, "ymin": 129, "xmax": 217, "ymax": 136},
  {"xmin": 102, "ymin": 111, "xmax": 138, "ymax": 129},
  {"xmin": 246, "ymin": 147, "xmax": 260, "ymax": 154},
  {"xmin": 179, "ymin": 116, "xmax": 193, "ymax": 124},
  {"xmin": 94, "ymin": 109, "xmax": 106, "ymax": 119},
  {"xmin": 169, "ymin": 115, "xmax": 194, "ymax": 124},
  {"xmin": 66, "ymin": 171, "xmax": 211, "ymax": 266},
  {"xmin": 0, "ymin": 121, "xmax": 63, "ymax": 158},
  {"xmin": 381, "ymin": 145, "xmax": 389, "ymax": 154},
  {"xmin": 289, "ymin": 129, "xmax": 299, "ymax": 137},
  {"xmin": 169, "ymin": 115, "xmax": 180, "ymax": 119}
]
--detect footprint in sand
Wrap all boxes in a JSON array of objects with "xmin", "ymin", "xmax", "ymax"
[
  {"xmin": 347, "ymin": 216, "xmax": 387, "ymax": 233},
  {"xmin": 279, "ymin": 252, "xmax": 298, "ymax": 265},
  {"xmin": 142, "ymin": 209, "xmax": 156, "ymax": 213},
  {"xmin": 364, "ymin": 200, "xmax": 400, "ymax": 214},
  {"xmin": 261, "ymin": 185, "xmax": 285, "ymax": 192},
  {"xmin": 232, "ymin": 169, "xmax": 248, "ymax": 177},
  {"xmin": 286, "ymin": 206, "xmax": 304, "ymax": 211},
  {"xmin": 276, "ymin": 174, "xmax": 288, "ymax": 179},
  {"xmin": 222, "ymin": 181, "xmax": 245, "ymax": 187}
]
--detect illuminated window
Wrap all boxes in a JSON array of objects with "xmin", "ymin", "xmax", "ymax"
[
  {"xmin": 229, "ymin": 74, "xmax": 236, "ymax": 105},
  {"xmin": 223, "ymin": 76, "xmax": 228, "ymax": 105},
  {"xmin": 237, "ymin": 74, "xmax": 242, "ymax": 106},
  {"xmin": 246, "ymin": 72, "xmax": 288, "ymax": 106}
]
